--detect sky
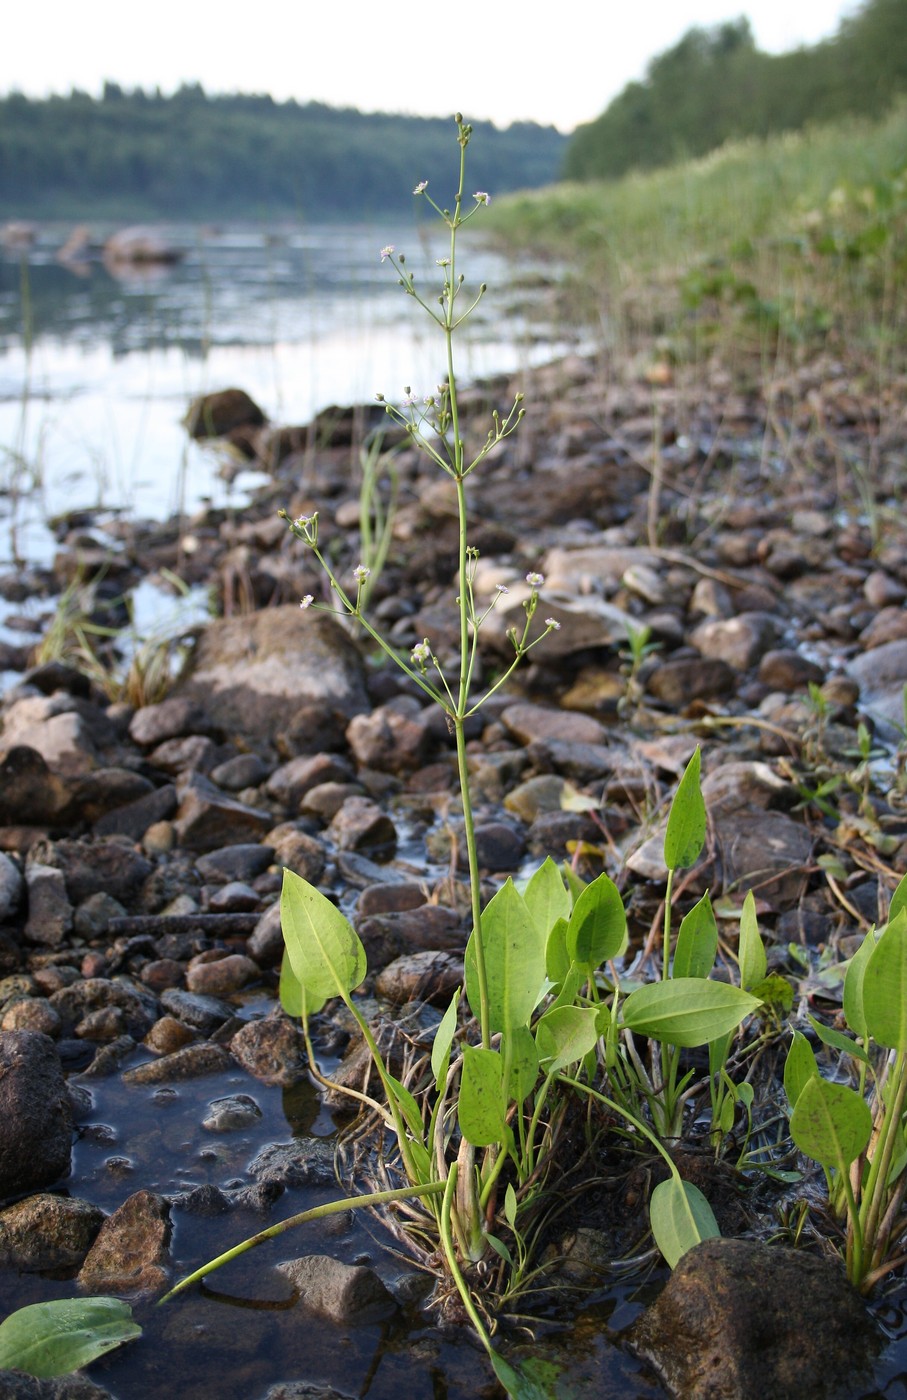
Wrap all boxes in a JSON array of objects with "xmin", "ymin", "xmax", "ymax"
[{"xmin": 4, "ymin": 0, "xmax": 858, "ymax": 133}]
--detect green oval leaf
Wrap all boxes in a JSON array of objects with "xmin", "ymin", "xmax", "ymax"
[
  {"xmin": 621, "ymin": 978, "xmax": 759, "ymax": 1048},
  {"xmin": 566, "ymin": 872, "xmax": 627, "ymax": 969},
  {"xmin": 843, "ymin": 926, "xmax": 877, "ymax": 1040},
  {"xmin": 784, "ymin": 1029, "xmax": 819, "ymax": 1109},
  {"xmin": 459, "ymin": 1045, "xmax": 506, "ymax": 1147},
  {"xmin": 888, "ymin": 870, "xmax": 907, "ymax": 927},
  {"xmin": 806, "ymin": 1011, "xmax": 870, "ymax": 1065},
  {"xmin": 431, "ymin": 988, "xmax": 460, "ymax": 1089},
  {"xmin": 465, "ymin": 880, "xmax": 547, "ymax": 1036},
  {"xmin": 280, "ymin": 867, "xmax": 367, "ymax": 1014},
  {"xmin": 864, "ymin": 909, "xmax": 907, "ymax": 1049},
  {"xmin": 649, "ymin": 1177, "xmax": 720, "ymax": 1269},
  {"xmin": 0, "ymin": 1297, "xmax": 141, "ymax": 1379},
  {"xmin": 738, "ymin": 891, "xmax": 767, "ymax": 992},
  {"xmin": 663, "ymin": 746, "xmax": 706, "ymax": 872},
  {"xmin": 673, "ymin": 891, "xmax": 717, "ymax": 979},
  {"xmin": 790, "ymin": 1074, "xmax": 872, "ymax": 1172},
  {"xmin": 535, "ymin": 1005, "xmax": 601, "ymax": 1074},
  {"xmin": 523, "ymin": 856, "xmax": 572, "ymax": 936}
]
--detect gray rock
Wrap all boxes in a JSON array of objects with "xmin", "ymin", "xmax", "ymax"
[
  {"xmin": 689, "ymin": 613, "xmax": 781, "ymax": 670},
  {"xmin": 49, "ymin": 979, "xmax": 158, "ymax": 1040},
  {"xmin": 128, "ymin": 696, "xmax": 212, "ymax": 747},
  {"xmin": 265, "ymin": 824, "xmax": 326, "ymax": 882},
  {"xmin": 328, "ymin": 797, "xmax": 397, "ymax": 857},
  {"xmin": 0, "ymin": 1193, "xmax": 104, "ymax": 1272},
  {"xmin": 848, "ymin": 638, "xmax": 907, "ymax": 730},
  {"xmin": 209, "ymin": 751, "xmax": 270, "ymax": 790},
  {"xmin": 0, "ymin": 996, "xmax": 62, "ymax": 1037},
  {"xmin": 266, "ymin": 752, "xmax": 354, "ymax": 808},
  {"xmin": 172, "ymin": 770, "xmax": 272, "ymax": 851},
  {"xmin": 30, "ymin": 835, "xmax": 152, "ymax": 906},
  {"xmin": 247, "ymin": 903, "xmax": 285, "ymax": 968},
  {"xmin": 174, "ymin": 607, "xmax": 369, "ymax": 742},
  {"xmin": 160, "ymin": 987, "xmax": 236, "ymax": 1034},
  {"xmin": 374, "ymin": 950, "xmax": 463, "ymax": 1007},
  {"xmin": 630, "ymin": 1238, "xmax": 878, "ymax": 1400},
  {"xmin": 757, "ymin": 648, "xmax": 825, "ymax": 691},
  {"xmin": 0, "ymin": 852, "xmax": 23, "ymax": 919},
  {"xmin": 275, "ymin": 1253, "xmax": 396, "ymax": 1324},
  {"xmin": 346, "ymin": 698, "xmax": 432, "ymax": 773},
  {"xmin": 77, "ymin": 1188, "xmax": 171, "ymax": 1298},
  {"xmin": 24, "ymin": 864, "xmax": 73, "ymax": 947},
  {"xmin": 0, "ymin": 1031, "xmax": 72, "ymax": 1201},
  {"xmin": 501, "ymin": 702, "xmax": 608, "ymax": 747},
  {"xmin": 647, "ymin": 656, "xmax": 736, "ymax": 705},
  {"xmin": 260, "ymin": 1384, "xmax": 354, "ymax": 1400},
  {"xmin": 93, "ymin": 780, "xmax": 178, "ymax": 839},
  {"xmin": 0, "ymin": 745, "xmax": 70, "ymax": 826},
  {"xmin": 195, "ymin": 843, "xmax": 275, "ymax": 883}
]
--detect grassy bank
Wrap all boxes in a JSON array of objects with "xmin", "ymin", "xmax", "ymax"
[{"xmin": 489, "ymin": 105, "xmax": 907, "ymax": 372}]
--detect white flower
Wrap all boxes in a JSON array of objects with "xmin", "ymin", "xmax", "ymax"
[
  {"xmin": 413, "ymin": 180, "xmax": 428, "ymax": 194},
  {"xmin": 300, "ymin": 595, "xmax": 314, "ymax": 609},
  {"xmin": 354, "ymin": 565, "xmax": 371, "ymax": 582},
  {"xmin": 436, "ymin": 257, "xmax": 451, "ymax": 267},
  {"xmin": 526, "ymin": 572, "xmax": 544, "ymax": 588},
  {"xmin": 495, "ymin": 584, "xmax": 510, "ymax": 595},
  {"xmin": 545, "ymin": 617, "xmax": 561, "ymax": 631},
  {"xmin": 411, "ymin": 640, "xmax": 431, "ymax": 664},
  {"xmin": 380, "ymin": 245, "xmax": 395, "ymax": 261},
  {"xmin": 473, "ymin": 191, "xmax": 491, "ymax": 206},
  {"xmin": 293, "ymin": 514, "xmax": 312, "ymax": 529}
]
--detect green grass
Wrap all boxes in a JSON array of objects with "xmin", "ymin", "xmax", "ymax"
[{"xmin": 489, "ymin": 104, "xmax": 907, "ymax": 367}]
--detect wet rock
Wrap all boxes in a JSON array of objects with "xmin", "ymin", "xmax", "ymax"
[
  {"xmin": 0, "ymin": 1193, "xmax": 105, "ymax": 1272},
  {"xmin": 94, "ymin": 781, "xmax": 179, "ymax": 841},
  {"xmin": 173, "ymin": 771, "xmax": 272, "ymax": 851},
  {"xmin": 1, "ymin": 996, "xmax": 62, "ymax": 1036},
  {"xmin": 202, "ymin": 1093, "xmax": 263, "ymax": 1133},
  {"xmin": 230, "ymin": 1013, "xmax": 307, "ymax": 1085},
  {"xmin": 701, "ymin": 761, "xmax": 791, "ymax": 816},
  {"xmin": 24, "ymin": 863, "xmax": 73, "ymax": 946},
  {"xmin": 185, "ymin": 387, "xmax": 265, "ymax": 439},
  {"xmin": 300, "ymin": 781, "xmax": 364, "ymax": 821},
  {"xmin": 174, "ymin": 607, "xmax": 369, "ymax": 742},
  {"xmin": 524, "ymin": 738, "xmax": 620, "ymax": 782},
  {"xmin": 276, "ymin": 1254, "xmax": 396, "ymax": 1324},
  {"xmin": 848, "ymin": 638, "xmax": 907, "ymax": 730},
  {"xmin": 261, "ymin": 1384, "xmax": 355, "ymax": 1400},
  {"xmin": 356, "ymin": 882, "xmax": 427, "ymax": 917},
  {"xmin": 186, "ymin": 951, "xmax": 259, "ymax": 996},
  {"xmin": 75, "ymin": 1034, "xmax": 135, "ymax": 1079},
  {"xmin": 77, "ymin": 1188, "xmax": 171, "ymax": 1298},
  {"xmin": 328, "ymin": 797, "xmax": 397, "ymax": 857},
  {"xmin": 0, "ymin": 1031, "xmax": 73, "ymax": 1201},
  {"xmin": 864, "ymin": 569, "xmax": 906, "ymax": 607},
  {"xmin": 121, "ymin": 1042, "xmax": 232, "ymax": 1084},
  {"xmin": 629, "ymin": 1238, "xmax": 879, "ymax": 1400},
  {"xmin": 147, "ymin": 734, "xmax": 220, "ymax": 775},
  {"xmin": 503, "ymin": 773, "xmax": 567, "ymax": 823},
  {"xmin": 73, "ymin": 891, "xmax": 128, "ymax": 938},
  {"xmin": 247, "ymin": 1139, "xmax": 337, "ymax": 1188},
  {"xmin": 49, "ymin": 979, "xmax": 158, "ymax": 1040},
  {"xmin": 716, "ymin": 809, "xmax": 814, "ymax": 904},
  {"xmin": 374, "ymin": 950, "xmax": 463, "ymax": 1006},
  {"xmin": 143, "ymin": 1015, "xmax": 196, "ymax": 1055}
]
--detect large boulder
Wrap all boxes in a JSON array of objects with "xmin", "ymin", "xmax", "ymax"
[
  {"xmin": 174, "ymin": 607, "xmax": 369, "ymax": 744},
  {"xmin": 629, "ymin": 1238, "xmax": 879, "ymax": 1399}
]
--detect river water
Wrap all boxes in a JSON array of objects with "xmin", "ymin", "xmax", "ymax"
[{"xmin": 0, "ymin": 222, "xmax": 575, "ymax": 573}]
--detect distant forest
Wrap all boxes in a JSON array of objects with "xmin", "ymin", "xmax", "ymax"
[
  {"xmin": 565, "ymin": 0, "xmax": 907, "ymax": 180},
  {"xmin": 0, "ymin": 93, "xmax": 566, "ymax": 220}
]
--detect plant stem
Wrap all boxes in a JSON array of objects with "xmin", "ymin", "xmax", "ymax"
[{"xmin": 157, "ymin": 1181, "xmax": 444, "ymax": 1304}]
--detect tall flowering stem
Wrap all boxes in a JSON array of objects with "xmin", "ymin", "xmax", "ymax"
[{"xmin": 284, "ymin": 117, "xmax": 558, "ymax": 1054}]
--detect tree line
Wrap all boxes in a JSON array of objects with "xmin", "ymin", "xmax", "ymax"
[
  {"xmin": 0, "ymin": 88, "xmax": 566, "ymax": 220},
  {"xmin": 564, "ymin": 0, "xmax": 907, "ymax": 181}
]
